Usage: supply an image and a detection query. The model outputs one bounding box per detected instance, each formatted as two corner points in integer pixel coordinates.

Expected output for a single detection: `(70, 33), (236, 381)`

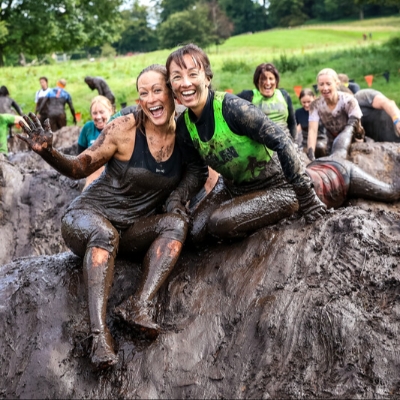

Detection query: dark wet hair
(166, 43), (214, 83)
(253, 63), (280, 89)
(135, 64), (172, 132)
(299, 88), (315, 100)
(0, 85), (9, 96)
(39, 76), (48, 83)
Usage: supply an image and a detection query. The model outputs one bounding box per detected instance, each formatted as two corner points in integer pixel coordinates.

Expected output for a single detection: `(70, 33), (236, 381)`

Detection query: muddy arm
(17, 113), (116, 179)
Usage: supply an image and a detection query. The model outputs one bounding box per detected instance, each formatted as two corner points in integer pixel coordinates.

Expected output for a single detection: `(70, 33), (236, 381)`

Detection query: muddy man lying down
(17, 64), (207, 370)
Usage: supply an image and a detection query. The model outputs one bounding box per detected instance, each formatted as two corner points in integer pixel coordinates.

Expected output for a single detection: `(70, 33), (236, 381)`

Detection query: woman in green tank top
(165, 44), (326, 243)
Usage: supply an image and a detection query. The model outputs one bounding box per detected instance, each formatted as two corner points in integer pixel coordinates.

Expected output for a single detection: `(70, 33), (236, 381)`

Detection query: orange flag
(364, 75), (373, 87)
(294, 85), (302, 98)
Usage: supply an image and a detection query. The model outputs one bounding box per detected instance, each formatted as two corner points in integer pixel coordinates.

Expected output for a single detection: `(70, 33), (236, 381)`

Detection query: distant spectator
(0, 114), (23, 155)
(0, 85), (23, 116)
(78, 96), (114, 190)
(338, 73), (360, 94)
(38, 79), (76, 132)
(355, 89), (400, 142)
(35, 76), (51, 114)
(84, 76), (115, 107)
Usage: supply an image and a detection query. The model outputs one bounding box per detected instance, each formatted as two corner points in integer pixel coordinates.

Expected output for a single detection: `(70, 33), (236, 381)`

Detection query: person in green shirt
(0, 114), (23, 155)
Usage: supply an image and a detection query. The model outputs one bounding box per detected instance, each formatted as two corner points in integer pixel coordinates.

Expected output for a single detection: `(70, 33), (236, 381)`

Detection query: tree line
(0, 0), (399, 66)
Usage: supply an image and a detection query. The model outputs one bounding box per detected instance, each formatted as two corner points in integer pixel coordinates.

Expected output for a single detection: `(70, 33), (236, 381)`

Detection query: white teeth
(182, 90), (195, 96)
(150, 106), (162, 111)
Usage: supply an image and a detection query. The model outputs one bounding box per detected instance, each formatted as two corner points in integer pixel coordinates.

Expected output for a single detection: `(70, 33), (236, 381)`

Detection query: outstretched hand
(17, 113), (53, 154)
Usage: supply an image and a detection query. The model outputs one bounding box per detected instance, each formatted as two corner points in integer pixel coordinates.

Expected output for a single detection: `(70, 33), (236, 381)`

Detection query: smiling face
(317, 73), (338, 104)
(137, 70), (175, 127)
(91, 102), (113, 131)
(258, 71), (276, 98)
(300, 94), (314, 112)
(168, 54), (210, 118)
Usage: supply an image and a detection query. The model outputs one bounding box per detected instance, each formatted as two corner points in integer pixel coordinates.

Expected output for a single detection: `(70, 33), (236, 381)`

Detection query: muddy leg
(208, 185), (299, 239)
(346, 161), (400, 202)
(115, 238), (182, 339)
(84, 247), (118, 369)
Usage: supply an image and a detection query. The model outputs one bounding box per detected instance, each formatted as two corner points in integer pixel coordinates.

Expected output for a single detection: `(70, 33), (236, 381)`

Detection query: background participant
(84, 76), (116, 109)
(166, 44), (326, 244)
(237, 62), (297, 140)
(34, 76), (51, 114)
(17, 64), (207, 370)
(0, 85), (23, 116)
(295, 88), (327, 157)
(78, 95), (114, 189)
(38, 79), (77, 132)
(338, 73), (360, 94)
(307, 68), (363, 160)
(354, 88), (400, 142)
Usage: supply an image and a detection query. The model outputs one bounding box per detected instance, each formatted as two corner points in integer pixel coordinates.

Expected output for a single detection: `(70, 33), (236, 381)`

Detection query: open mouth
(182, 90), (196, 98)
(149, 106), (164, 118)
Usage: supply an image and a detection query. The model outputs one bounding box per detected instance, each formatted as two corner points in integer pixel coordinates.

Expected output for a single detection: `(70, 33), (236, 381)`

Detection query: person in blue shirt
(78, 95), (114, 189)
(37, 79), (77, 132)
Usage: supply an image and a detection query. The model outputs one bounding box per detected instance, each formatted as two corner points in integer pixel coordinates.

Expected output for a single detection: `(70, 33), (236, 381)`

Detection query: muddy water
(0, 134), (399, 398)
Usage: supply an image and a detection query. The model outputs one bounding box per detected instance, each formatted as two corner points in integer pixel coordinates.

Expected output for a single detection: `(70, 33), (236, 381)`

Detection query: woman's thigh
(118, 213), (188, 256)
(61, 209), (119, 258)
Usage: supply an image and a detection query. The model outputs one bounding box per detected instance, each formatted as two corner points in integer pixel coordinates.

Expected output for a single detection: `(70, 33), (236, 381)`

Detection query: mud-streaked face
(300, 94), (314, 112)
(317, 74), (338, 103)
(91, 102), (113, 131)
(258, 71), (276, 98)
(137, 70), (175, 127)
(168, 54), (210, 118)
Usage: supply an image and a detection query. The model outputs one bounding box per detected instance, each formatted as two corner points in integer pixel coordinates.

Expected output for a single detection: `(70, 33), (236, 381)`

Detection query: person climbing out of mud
(305, 123), (400, 209)
(165, 43), (326, 244)
(236, 62), (297, 141)
(307, 68), (364, 160)
(17, 64), (208, 370)
(77, 95), (114, 190)
(353, 88), (400, 143)
(84, 76), (116, 109)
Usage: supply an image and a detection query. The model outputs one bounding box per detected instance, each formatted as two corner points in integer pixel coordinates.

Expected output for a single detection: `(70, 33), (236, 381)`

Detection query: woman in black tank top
(17, 65), (208, 370)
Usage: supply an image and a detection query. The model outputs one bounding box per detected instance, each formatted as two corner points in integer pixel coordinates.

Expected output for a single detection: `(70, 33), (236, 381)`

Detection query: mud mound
(0, 140), (399, 398)
(0, 206), (399, 398)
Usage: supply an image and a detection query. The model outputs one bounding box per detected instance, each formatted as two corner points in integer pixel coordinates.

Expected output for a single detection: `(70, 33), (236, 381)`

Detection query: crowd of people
(6, 43), (400, 370)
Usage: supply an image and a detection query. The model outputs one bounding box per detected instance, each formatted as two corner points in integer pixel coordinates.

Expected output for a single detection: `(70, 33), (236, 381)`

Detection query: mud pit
(0, 131), (399, 399)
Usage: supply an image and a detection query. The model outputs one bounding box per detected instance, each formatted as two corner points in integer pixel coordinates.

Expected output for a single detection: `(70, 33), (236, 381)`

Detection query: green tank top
(252, 88), (288, 126)
(184, 91), (273, 184)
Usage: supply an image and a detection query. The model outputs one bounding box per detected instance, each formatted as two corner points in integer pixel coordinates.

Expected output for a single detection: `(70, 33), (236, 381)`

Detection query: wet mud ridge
(0, 135), (400, 398)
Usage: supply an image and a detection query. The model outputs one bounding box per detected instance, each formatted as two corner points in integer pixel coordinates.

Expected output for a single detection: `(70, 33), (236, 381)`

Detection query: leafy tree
(0, 0), (123, 66)
(115, 1), (159, 53)
(158, 3), (216, 48)
(158, 0), (197, 22)
(268, 0), (308, 27)
(218, 0), (268, 35)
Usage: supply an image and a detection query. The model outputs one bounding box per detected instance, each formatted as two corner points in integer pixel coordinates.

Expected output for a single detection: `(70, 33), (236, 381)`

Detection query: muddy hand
(17, 112), (53, 154)
(297, 190), (327, 223)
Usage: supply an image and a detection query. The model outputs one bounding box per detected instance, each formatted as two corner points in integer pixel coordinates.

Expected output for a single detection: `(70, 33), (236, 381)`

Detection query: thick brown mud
(0, 131), (399, 398)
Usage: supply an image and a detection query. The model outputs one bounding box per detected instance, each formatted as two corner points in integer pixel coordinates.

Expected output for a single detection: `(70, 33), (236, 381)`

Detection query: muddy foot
(114, 297), (160, 340)
(90, 329), (118, 370)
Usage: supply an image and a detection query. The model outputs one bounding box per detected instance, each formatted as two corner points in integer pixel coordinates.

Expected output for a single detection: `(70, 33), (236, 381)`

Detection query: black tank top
(66, 127), (182, 230)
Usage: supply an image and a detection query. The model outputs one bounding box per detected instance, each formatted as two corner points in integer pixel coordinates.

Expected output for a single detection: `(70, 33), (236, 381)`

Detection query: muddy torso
(0, 97), (13, 114)
(66, 128), (182, 230)
(175, 90), (304, 193)
(309, 92), (362, 137)
(305, 160), (350, 209)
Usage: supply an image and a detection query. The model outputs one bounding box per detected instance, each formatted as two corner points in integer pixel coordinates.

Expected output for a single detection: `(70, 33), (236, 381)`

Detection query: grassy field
(2, 16), (400, 125)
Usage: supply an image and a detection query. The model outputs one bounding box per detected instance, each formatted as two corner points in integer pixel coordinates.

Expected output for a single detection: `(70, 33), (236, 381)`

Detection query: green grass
(2, 16), (400, 125)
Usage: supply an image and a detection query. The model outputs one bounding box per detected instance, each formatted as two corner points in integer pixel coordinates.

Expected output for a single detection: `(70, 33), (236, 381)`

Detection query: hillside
(1, 16), (400, 123)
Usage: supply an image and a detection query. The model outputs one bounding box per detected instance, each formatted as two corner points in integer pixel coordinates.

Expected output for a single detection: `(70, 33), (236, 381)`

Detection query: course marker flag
(364, 75), (373, 87)
(294, 85), (302, 98)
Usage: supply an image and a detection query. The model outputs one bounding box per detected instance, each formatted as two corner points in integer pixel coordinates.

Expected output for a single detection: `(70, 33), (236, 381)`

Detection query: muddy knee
(61, 210), (120, 258)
